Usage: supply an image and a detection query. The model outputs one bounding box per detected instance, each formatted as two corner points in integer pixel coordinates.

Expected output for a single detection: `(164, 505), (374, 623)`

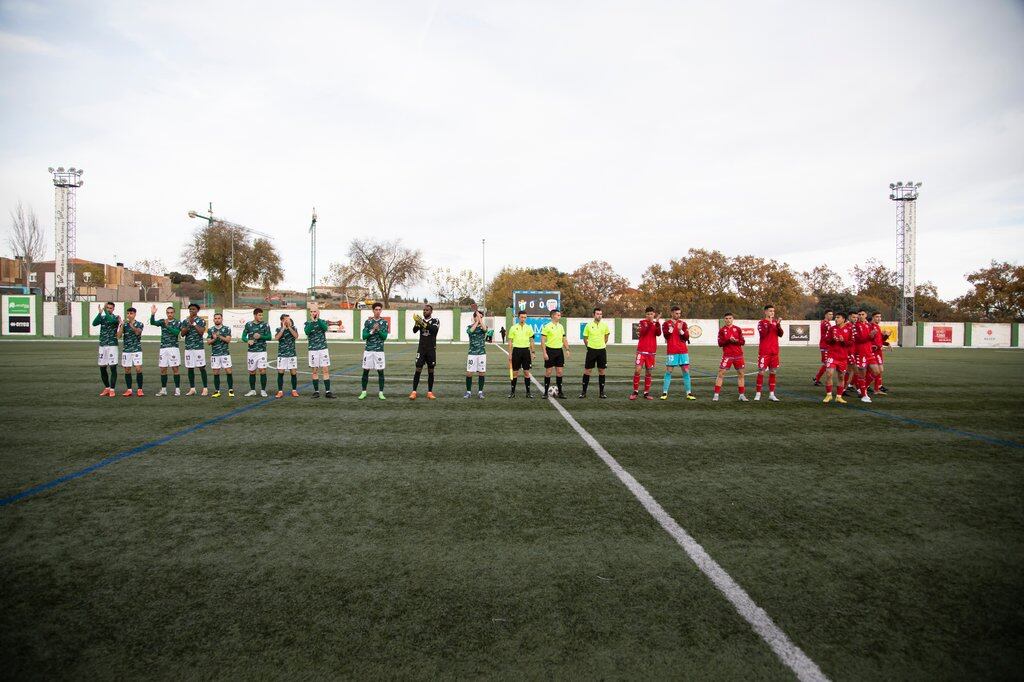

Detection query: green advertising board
(6, 295), (32, 334)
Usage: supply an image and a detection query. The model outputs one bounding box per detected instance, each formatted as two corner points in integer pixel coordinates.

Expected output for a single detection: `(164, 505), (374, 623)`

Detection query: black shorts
(584, 348), (607, 370)
(415, 348), (436, 368)
(544, 348), (565, 368)
(511, 347), (532, 371)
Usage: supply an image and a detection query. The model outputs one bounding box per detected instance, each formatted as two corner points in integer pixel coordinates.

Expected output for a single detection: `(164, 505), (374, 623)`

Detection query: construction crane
(187, 202), (274, 308)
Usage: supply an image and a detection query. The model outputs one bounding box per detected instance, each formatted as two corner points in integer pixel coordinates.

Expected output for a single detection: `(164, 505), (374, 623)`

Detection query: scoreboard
(512, 290), (561, 341)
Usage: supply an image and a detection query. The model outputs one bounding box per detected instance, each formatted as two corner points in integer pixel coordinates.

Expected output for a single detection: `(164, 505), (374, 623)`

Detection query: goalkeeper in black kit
(409, 303), (441, 400)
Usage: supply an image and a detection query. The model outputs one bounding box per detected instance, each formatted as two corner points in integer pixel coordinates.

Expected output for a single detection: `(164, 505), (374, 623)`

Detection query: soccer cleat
(558, 392), (566, 399)
(753, 392), (761, 401)
(100, 388), (110, 397)
(108, 389), (116, 398)
(378, 391), (386, 400)
(643, 393), (653, 401)
(212, 390), (221, 398)
(201, 388), (209, 397)
(136, 389), (144, 397)
(525, 392), (533, 398)
(260, 390), (268, 398)
(507, 392), (515, 399)
(599, 392), (608, 399)
(358, 391), (368, 400)
(156, 388), (167, 397)
(629, 391), (638, 401)
(738, 394), (749, 402)
(660, 393), (668, 400)
(426, 391), (436, 400)
(324, 391), (335, 399)
(578, 392), (587, 399)
(227, 389), (235, 397)
(860, 395), (872, 403)
(813, 379), (822, 386)
(245, 389), (257, 397)
(186, 388), (196, 396)
(823, 394), (833, 403)
(878, 385), (889, 394)
(312, 391), (320, 398)
(686, 393), (696, 401)
(291, 390), (299, 398)
(541, 391), (549, 399)
(712, 394), (719, 402)
(122, 389), (133, 397)
(464, 391), (472, 398)
(768, 394), (780, 402)
(174, 388), (181, 397)
(477, 391), (485, 399)
(836, 395), (847, 404)
(409, 390), (418, 400)
(275, 390), (284, 398)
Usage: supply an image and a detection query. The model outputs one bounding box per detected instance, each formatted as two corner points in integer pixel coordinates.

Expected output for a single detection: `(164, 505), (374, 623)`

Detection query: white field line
(496, 345), (828, 682)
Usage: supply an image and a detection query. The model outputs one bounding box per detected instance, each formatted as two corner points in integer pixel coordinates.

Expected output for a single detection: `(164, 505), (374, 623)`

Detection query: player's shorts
(466, 354), (487, 373)
(184, 349), (207, 368)
(362, 351), (386, 370)
(634, 351), (656, 369)
(758, 353), (780, 370)
(97, 345), (118, 366)
(415, 348), (437, 369)
(871, 352), (884, 367)
(210, 354), (232, 370)
(584, 348), (607, 370)
(853, 353), (868, 370)
(158, 347), (181, 368)
(544, 348), (565, 368)
(825, 353), (848, 373)
(308, 349), (330, 368)
(666, 353), (689, 367)
(277, 356), (297, 370)
(511, 347), (532, 371)
(121, 351), (142, 368)
(719, 355), (745, 370)
(819, 348), (828, 363)
(247, 352), (268, 371)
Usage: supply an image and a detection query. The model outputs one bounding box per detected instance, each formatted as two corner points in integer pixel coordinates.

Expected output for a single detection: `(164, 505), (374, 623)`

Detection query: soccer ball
(547, 385), (559, 397)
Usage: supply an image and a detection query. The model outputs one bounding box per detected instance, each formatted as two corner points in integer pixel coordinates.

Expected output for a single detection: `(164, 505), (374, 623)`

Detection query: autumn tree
(915, 282), (956, 320)
(570, 260), (630, 307)
(181, 221), (284, 305)
(801, 264), (847, 296)
(728, 255), (803, 317)
(347, 237), (424, 306)
(484, 266), (564, 313)
(430, 267), (482, 306)
(953, 261), (1024, 321)
(639, 249), (733, 317)
(7, 201), (45, 286)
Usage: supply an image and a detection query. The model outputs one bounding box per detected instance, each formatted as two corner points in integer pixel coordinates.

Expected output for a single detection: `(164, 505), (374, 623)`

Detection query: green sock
(187, 368), (195, 387)
(478, 375), (485, 391)
(173, 374), (180, 387)
(324, 379), (331, 392)
(313, 379), (319, 391)
(137, 372), (143, 388)
(278, 373), (284, 390)
(226, 373), (233, 389)
(109, 366), (117, 389)
(125, 372), (133, 389)
(249, 374), (256, 389)
(466, 376), (472, 391)
(377, 370), (385, 391)
(200, 367), (208, 387)
(362, 370), (369, 390)
(260, 373), (267, 390)
(291, 373), (297, 390)
(161, 374), (167, 388)
(214, 374), (220, 390)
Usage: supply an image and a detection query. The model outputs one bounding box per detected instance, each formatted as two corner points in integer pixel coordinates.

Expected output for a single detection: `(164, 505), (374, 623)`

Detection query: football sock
(814, 366), (826, 381)
(768, 375), (776, 392)
(250, 374), (257, 390)
(755, 374), (764, 392)
(361, 370), (369, 390)
(323, 379), (330, 391)
(109, 367), (117, 389)
(838, 379), (846, 392)
(277, 373), (284, 390)
(200, 368), (208, 387)
(663, 372), (672, 394)
(136, 372), (143, 388)
(214, 374), (220, 390)
(714, 384), (722, 396)
(556, 376), (562, 393)
(525, 378), (531, 395)
(466, 376), (473, 391)
(478, 375), (485, 391)
(643, 373), (652, 393)
(874, 375), (882, 390)
(683, 370), (691, 394)
(825, 380), (832, 392)
(161, 374), (168, 388)
(544, 377), (550, 393)
(260, 373), (267, 390)
(313, 378), (320, 391)
(427, 371), (434, 392)
(100, 366), (109, 387)
(632, 374), (640, 391)
(377, 370), (385, 391)
(187, 368), (195, 387)
(126, 373), (133, 389)
(581, 375), (590, 393)
(413, 370), (421, 391)
(173, 374), (180, 388)
(291, 373), (297, 390)
(598, 375), (606, 392)
(511, 378), (518, 392)
(226, 373), (233, 389)
(738, 385), (745, 395)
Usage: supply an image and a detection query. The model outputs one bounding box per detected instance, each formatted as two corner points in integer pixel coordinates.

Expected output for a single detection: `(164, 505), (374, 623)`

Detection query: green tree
(953, 261), (1024, 322)
(639, 248), (732, 317)
(181, 222), (284, 305)
(729, 255), (803, 318)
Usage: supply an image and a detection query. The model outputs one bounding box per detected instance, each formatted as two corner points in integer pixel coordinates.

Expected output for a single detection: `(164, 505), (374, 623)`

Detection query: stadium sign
(788, 324), (810, 341)
(932, 326), (953, 343)
(6, 295), (31, 334)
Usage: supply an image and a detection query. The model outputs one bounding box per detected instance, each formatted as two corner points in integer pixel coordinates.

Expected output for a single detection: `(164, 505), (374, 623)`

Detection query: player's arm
(288, 324), (299, 339)
(274, 327), (284, 340)
(242, 325), (250, 342)
(261, 326), (272, 341)
(91, 307), (104, 326)
(428, 318), (439, 335)
(379, 322), (389, 340)
(718, 328), (727, 347)
(361, 324), (370, 341)
(776, 321), (783, 337)
(132, 322), (143, 337)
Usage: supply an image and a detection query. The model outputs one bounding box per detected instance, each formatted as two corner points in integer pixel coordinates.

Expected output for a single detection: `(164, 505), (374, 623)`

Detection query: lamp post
(889, 180), (922, 340)
(481, 238), (486, 312)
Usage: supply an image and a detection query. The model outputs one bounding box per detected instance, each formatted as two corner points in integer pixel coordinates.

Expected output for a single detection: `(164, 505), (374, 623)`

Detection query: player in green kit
(93, 301), (121, 396)
(541, 309), (570, 398)
(359, 302), (389, 400)
(243, 308), (272, 397)
(206, 312), (234, 397)
(181, 303), (209, 396)
(305, 304), (342, 399)
(274, 314), (300, 398)
(150, 304), (182, 396)
(118, 306), (145, 397)
(464, 309), (487, 399)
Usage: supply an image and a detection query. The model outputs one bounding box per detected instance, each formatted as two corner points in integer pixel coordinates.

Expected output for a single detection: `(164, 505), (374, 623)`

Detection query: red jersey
(718, 324), (745, 358)
(635, 318), (661, 354)
(826, 323), (853, 359)
(757, 318), (783, 354)
(818, 319), (833, 350)
(852, 320), (873, 351)
(662, 319), (689, 354)
(869, 322), (889, 350)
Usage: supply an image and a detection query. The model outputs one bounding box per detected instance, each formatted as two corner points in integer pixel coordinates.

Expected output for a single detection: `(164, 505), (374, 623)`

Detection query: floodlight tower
(309, 208), (317, 294)
(48, 166), (84, 315)
(889, 180), (922, 337)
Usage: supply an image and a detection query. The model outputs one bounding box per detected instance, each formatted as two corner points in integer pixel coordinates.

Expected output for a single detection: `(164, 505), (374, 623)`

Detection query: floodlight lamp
(57, 167), (64, 172)
(76, 169), (83, 176)
(889, 194), (895, 199)
(48, 167), (54, 173)
(187, 210), (197, 219)
(889, 183), (895, 189)
(68, 167), (76, 172)
(915, 182), (922, 187)
(227, 268), (238, 279)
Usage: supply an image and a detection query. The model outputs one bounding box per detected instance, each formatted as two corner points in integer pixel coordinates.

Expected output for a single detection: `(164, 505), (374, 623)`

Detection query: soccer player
(507, 310), (536, 398)
(661, 306), (695, 400)
(812, 310), (834, 385)
(409, 303), (440, 400)
(714, 312), (747, 401)
(181, 303), (209, 396)
(630, 306), (661, 401)
(305, 304), (341, 399)
(360, 302), (388, 400)
(206, 312), (234, 397)
(118, 306), (144, 397)
(579, 307), (610, 399)
(868, 312), (890, 394)
(464, 309), (487, 398)
(822, 312), (852, 403)
(150, 304), (182, 396)
(754, 304), (783, 402)
(851, 309), (874, 403)
(243, 308), (272, 397)
(541, 309), (569, 399)
(93, 302), (120, 396)
(274, 313), (300, 398)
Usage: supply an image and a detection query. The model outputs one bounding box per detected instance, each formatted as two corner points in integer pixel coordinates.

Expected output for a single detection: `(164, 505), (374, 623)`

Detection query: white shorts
(184, 349), (207, 368)
(308, 349), (331, 368)
(277, 356), (298, 370)
(362, 351), (386, 370)
(121, 351), (143, 368)
(247, 352), (268, 371)
(158, 347), (181, 368)
(97, 346), (118, 366)
(466, 354), (487, 373)
(210, 354), (233, 370)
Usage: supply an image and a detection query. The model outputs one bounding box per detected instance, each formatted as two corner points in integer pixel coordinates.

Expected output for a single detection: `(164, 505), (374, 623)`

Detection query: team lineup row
(88, 301), (891, 403)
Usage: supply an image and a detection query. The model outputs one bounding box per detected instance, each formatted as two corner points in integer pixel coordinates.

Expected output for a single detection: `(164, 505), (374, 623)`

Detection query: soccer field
(1, 340), (1023, 679)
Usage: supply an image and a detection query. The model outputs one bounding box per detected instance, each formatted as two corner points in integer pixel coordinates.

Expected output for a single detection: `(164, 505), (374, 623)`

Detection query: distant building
(0, 256), (174, 302)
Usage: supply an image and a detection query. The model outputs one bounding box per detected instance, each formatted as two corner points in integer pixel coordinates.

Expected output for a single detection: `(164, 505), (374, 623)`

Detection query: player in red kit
(714, 312), (747, 401)
(661, 305), (696, 400)
(851, 309), (875, 402)
(867, 312), (890, 394)
(822, 312), (852, 403)
(630, 306), (661, 400)
(754, 304), (783, 402)
(812, 310), (834, 385)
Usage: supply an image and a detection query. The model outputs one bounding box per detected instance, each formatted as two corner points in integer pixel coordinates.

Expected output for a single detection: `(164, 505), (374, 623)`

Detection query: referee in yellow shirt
(541, 309), (570, 399)
(580, 306), (611, 399)
(507, 310), (536, 398)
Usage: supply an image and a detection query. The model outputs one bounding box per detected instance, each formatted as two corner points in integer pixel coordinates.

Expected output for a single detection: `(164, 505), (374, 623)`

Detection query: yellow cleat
(836, 395), (847, 404)
(823, 394), (833, 403)
(212, 391), (221, 398)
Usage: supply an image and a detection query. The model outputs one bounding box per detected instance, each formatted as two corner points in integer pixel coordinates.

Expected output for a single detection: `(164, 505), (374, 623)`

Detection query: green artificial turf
(1, 340), (1022, 679)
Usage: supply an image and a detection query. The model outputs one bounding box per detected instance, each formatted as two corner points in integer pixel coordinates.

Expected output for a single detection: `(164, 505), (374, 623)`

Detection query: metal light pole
(889, 180), (922, 345)
(48, 166), (83, 316)
(481, 238), (486, 311)
(309, 208), (317, 297)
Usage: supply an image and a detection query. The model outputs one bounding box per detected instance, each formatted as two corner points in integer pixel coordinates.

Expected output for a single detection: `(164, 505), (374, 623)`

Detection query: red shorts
(824, 354), (847, 372)
(819, 349), (828, 363)
(853, 353), (868, 370)
(635, 352), (656, 369)
(871, 352), (884, 367)
(720, 356), (745, 370)
(758, 353), (780, 370)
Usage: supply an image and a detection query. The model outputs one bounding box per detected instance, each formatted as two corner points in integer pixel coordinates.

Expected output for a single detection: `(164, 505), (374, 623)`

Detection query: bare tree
(347, 238), (425, 306)
(323, 261), (366, 305)
(131, 259), (167, 276)
(8, 201), (46, 286)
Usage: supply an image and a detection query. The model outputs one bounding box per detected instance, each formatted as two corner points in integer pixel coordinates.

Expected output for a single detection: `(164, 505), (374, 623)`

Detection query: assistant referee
(507, 310), (536, 398)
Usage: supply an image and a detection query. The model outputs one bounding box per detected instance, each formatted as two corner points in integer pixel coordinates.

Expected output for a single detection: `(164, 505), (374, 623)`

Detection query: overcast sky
(2, 0), (1022, 300)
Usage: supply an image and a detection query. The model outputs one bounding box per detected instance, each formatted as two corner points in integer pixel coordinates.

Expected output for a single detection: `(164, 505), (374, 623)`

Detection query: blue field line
(688, 368), (1024, 450)
(1, 351), (412, 508)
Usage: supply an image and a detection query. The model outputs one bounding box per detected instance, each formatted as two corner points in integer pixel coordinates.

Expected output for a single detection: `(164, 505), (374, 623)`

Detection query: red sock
(865, 369), (875, 387)
(633, 374), (640, 391)
(714, 385), (721, 395)
(769, 375), (776, 392)
(859, 377), (868, 396)
(825, 381), (832, 393)
(644, 374), (652, 393)
(755, 374), (764, 392)
(738, 385), (746, 395)
(838, 380), (846, 392)
(874, 374), (882, 390)
(814, 365), (826, 381)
